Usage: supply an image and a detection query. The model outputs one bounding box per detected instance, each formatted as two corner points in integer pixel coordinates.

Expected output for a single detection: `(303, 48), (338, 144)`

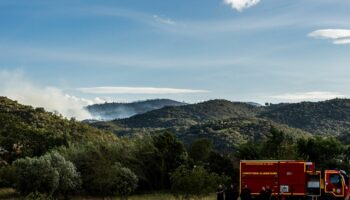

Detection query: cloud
(77, 86), (209, 94)
(269, 91), (345, 102)
(223, 0), (260, 11)
(0, 70), (107, 120)
(308, 29), (350, 45)
(153, 15), (176, 25)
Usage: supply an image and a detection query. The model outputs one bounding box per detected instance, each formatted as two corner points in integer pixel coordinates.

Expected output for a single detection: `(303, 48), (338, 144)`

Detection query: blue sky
(1, 0), (350, 118)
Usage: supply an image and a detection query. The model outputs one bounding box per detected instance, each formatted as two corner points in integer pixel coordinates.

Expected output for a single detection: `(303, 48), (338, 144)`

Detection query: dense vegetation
(114, 100), (261, 128)
(92, 98), (350, 141)
(86, 99), (186, 120)
(2, 96), (350, 199)
(261, 98), (350, 135)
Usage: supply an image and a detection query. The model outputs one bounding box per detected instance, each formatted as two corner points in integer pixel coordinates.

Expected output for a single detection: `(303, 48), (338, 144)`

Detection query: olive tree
(13, 151), (81, 198)
(170, 165), (221, 200)
(14, 156), (59, 196)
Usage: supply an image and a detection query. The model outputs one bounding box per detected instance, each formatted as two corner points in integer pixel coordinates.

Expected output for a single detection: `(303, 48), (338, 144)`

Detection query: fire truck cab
(323, 170), (349, 199)
(240, 160), (350, 200)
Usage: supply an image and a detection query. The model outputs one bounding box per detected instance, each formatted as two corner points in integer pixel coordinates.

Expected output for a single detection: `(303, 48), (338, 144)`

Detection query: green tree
(13, 151), (81, 198)
(152, 131), (187, 189)
(235, 141), (261, 160)
(170, 165), (221, 200)
(297, 136), (344, 166)
(208, 152), (236, 180)
(110, 163), (138, 200)
(48, 151), (81, 199)
(0, 165), (16, 187)
(14, 156), (59, 196)
(261, 127), (297, 159)
(189, 138), (213, 164)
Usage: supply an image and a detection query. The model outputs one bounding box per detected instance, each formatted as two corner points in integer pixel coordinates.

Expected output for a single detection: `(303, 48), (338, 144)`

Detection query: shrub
(14, 156), (59, 196)
(170, 165), (221, 200)
(13, 151), (81, 198)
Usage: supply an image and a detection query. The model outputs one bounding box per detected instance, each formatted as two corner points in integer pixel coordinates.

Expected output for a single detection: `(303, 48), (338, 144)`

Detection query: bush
(14, 156), (59, 195)
(111, 163), (138, 200)
(0, 165), (16, 187)
(48, 151), (81, 198)
(170, 165), (221, 200)
(13, 151), (81, 198)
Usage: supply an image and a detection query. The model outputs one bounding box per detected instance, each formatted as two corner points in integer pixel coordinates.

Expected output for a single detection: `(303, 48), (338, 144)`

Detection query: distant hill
(260, 98), (350, 135)
(176, 117), (311, 152)
(114, 99), (262, 128)
(92, 98), (350, 138)
(0, 96), (116, 163)
(86, 99), (187, 120)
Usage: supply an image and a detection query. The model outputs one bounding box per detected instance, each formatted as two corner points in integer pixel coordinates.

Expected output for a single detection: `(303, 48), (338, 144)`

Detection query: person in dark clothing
(225, 184), (239, 200)
(240, 185), (252, 200)
(259, 186), (267, 200)
(265, 186), (272, 200)
(217, 184), (225, 200)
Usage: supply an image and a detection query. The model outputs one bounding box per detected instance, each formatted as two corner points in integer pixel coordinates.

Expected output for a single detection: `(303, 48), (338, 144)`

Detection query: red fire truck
(240, 160), (350, 200)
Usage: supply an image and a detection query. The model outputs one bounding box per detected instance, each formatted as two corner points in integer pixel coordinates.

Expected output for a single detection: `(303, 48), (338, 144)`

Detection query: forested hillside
(1, 96), (350, 200)
(115, 99), (262, 128)
(86, 99), (187, 120)
(261, 98), (350, 135)
(103, 98), (350, 137)
(0, 97), (116, 163)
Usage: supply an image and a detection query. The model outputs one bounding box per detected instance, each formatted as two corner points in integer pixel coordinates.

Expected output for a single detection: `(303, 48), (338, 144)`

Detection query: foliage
(170, 165), (222, 200)
(13, 155), (59, 195)
(297, 136), (345, 166)
(115, 99), (261, 128)
(235, 140), (262, 160)
(13, 151), (81, 197)
(48, 151), (81, 197)
(208, 151), (237, 180)
(0, 165), (16, 188)
(261, 127), (297, 159)
(260, 98), (350, 136)
(152, 131), (187, 189)
(87, 99), (186, 120)
(110, 162), (138, 199)
(189, 138), (213, 164)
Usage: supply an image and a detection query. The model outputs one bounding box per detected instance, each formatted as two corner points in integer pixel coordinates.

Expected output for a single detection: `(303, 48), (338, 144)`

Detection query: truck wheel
(322, 194), (336, 200)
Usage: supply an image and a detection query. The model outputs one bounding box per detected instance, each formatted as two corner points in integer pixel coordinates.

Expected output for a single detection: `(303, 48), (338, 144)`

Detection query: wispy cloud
(269, 91), (345, 102)
(153, 15), (176, 25)
(308, 29), (350, 45)
(0, 45), (251, 69)
(223, 0), (261, 11)
(77, 87), (209, 94)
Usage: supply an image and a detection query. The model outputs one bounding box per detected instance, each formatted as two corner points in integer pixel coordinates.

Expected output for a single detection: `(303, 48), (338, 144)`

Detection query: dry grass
(72, 193), (215, 200)
(0, 189), (215, 200)
(0, 188), (18, 199)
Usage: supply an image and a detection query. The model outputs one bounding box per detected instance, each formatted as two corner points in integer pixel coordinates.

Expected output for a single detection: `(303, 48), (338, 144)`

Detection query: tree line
(1, 127), (350, 199)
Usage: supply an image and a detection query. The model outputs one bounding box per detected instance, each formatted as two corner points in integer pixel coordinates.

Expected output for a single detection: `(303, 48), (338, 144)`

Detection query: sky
(1, 0), (350, 119)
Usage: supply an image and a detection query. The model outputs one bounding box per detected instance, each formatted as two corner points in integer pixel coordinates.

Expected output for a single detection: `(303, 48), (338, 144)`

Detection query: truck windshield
(330, 174), (342, 187)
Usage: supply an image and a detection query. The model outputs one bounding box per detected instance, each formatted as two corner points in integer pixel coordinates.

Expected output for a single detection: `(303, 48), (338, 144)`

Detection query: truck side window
(330, 174), (342, 187)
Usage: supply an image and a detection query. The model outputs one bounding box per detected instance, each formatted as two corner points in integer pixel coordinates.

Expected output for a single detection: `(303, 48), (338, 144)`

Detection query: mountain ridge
(86, 99), (187, 120)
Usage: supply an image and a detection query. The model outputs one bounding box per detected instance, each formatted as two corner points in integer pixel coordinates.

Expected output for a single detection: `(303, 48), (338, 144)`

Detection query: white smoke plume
(0, 70), (99, 120)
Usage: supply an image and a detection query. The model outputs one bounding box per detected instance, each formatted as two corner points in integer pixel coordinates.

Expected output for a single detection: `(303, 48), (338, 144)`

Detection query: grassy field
(72, 193), (215, 200)
(0, 188), (215, 200)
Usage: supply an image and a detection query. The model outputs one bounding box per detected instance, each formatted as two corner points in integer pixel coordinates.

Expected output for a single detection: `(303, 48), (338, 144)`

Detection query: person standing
(225, 184), (239, 200)
(240, 185), (252, 200)
(259, 186), (267, 200)
(265, 186), (272, 200)
(217, 184), (225, 200)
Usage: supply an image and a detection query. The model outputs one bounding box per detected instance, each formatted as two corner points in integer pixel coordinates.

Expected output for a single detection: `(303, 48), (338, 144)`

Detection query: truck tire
(322, 193), (336, 200)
